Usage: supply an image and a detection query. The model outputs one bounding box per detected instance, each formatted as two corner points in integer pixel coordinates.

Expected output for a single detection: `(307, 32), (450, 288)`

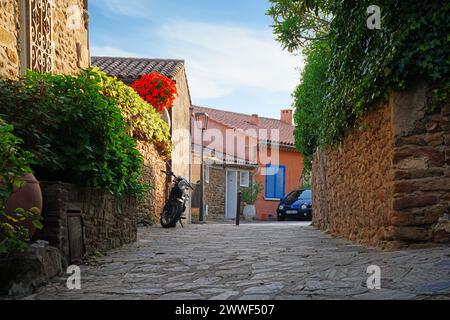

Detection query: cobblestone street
(26, 222), (450, 300)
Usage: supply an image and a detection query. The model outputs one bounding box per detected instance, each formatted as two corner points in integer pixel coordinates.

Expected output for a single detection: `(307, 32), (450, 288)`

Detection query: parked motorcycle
(160, 169), (193, 228)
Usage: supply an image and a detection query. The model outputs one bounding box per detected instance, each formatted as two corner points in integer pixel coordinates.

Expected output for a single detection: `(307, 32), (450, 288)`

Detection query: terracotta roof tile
(193, 105), (295, 147)
(91, 56), (185, 84)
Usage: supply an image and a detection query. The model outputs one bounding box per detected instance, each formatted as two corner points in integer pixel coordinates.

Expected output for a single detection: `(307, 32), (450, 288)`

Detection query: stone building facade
(91, 57), (193, 223)
(204, 165), (226, 220)
(170, 66), (192, 191)
(192, 106), (303, 221)
(312, 81), (450, 249)
(196, 163), (254, 222)
(0, 0), (89, 79)
(136, 141), (167, 225)
(1, 2), (173, 258)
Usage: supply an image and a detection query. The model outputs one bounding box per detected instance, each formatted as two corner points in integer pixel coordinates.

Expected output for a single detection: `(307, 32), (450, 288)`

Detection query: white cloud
(90, 46), (142, 58)
(158, 21), (303, 100)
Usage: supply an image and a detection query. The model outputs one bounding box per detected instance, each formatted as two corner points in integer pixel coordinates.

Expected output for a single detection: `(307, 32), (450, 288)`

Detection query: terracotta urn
(2, 174), (43, 237)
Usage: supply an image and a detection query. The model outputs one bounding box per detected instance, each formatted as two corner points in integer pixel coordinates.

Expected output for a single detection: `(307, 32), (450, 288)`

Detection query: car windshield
(299, 190), (312, 200)
(284, 191), (301, 204)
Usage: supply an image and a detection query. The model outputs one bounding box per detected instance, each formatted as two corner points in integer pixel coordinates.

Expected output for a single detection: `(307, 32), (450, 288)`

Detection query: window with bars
(23, 0), (54, 73)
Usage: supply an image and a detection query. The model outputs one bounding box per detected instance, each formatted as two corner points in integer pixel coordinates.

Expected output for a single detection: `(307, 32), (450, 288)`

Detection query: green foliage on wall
(0, 72), (147, 196)
(269, 0), (450, 167)
(82, 68), (171, 157)
(293, 40), (331, 173)
(323, 0), (450, 146)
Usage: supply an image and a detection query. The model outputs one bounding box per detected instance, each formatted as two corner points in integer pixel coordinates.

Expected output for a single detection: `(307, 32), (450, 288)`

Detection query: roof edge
(91, 56), (185, 64)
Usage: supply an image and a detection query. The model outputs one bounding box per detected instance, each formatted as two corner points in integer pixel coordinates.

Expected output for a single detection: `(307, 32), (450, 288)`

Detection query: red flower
(131, 72), (178, 111)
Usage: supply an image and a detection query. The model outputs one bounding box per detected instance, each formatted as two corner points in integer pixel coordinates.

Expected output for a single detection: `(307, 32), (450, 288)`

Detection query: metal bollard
(236, 191), (241, 226)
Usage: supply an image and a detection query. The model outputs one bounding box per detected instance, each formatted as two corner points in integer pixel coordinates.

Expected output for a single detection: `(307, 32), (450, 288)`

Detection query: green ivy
(274, 1), (449, 166)
(0, 71), (146, 196)
(322, 0), (449, 146)
(293, 40), (331, 173)
(82, 68), (171, 157)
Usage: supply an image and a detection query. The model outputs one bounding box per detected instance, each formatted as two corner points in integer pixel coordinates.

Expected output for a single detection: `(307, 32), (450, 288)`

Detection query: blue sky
(89, 0), (304, 119)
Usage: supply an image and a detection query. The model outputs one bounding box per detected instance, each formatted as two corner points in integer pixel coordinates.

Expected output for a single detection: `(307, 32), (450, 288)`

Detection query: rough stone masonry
(312, 80), (450, 249)
(0, 0), (89, 80)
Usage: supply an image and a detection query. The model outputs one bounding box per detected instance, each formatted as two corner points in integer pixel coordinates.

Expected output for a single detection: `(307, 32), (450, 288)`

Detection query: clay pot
(3, 174), (43, 237)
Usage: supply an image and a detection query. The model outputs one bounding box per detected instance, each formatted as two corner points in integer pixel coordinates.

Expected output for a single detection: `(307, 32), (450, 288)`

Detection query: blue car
(277, 189), (312, 221)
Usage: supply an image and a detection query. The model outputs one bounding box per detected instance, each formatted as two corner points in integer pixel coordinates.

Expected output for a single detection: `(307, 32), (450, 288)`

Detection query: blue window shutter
(265, 164), (276, 198)
(275, 166), (286, 199)
(265, 165), (285, 199)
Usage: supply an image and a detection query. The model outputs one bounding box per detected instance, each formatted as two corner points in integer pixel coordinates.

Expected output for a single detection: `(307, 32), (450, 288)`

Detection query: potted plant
(0, 119), (43, 255)
(131, 72), (178, 130)
(240, 182), (263, 220)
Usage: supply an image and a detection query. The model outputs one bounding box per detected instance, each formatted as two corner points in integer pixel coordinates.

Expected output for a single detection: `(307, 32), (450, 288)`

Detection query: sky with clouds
(89, 0), (304, 119)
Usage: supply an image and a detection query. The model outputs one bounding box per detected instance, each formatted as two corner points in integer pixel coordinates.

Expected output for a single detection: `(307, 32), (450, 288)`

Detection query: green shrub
(0, 118), (42, 255)
(81, 68), (171, 157)
(0, 118), (33, 208)
(270, 1), (450, 157)
(293, 40), (331, 172)
(323, 0), (450, 146)
(0, 71), (146, 196)
(240, 182), (263, 205)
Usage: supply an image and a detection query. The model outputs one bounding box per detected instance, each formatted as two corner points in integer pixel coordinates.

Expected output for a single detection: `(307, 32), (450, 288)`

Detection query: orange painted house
(192, 106), (303, 221)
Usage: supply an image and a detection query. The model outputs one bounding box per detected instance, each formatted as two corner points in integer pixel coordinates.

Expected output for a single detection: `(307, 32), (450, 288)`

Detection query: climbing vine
(0, 72), (147, 196)
(83, 68), (171, 157)
(322, 0), (450, 146)
(269, 0), (450, 166)
(293, 40), (331, 173)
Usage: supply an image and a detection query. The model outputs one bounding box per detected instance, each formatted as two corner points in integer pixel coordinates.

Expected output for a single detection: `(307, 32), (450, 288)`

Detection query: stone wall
(136, 141), (167, 225)
(205, 165), (226, 220)
(0, 243), (63, 297)
(35, 140), (168, 260)
(312, 81), (450, 249)
(0, 0), (89, 80)
(0, 0), (20, 79)
(171, 67), (192, 221)
(53, 0), (90, 74)
(312, 102), (395, 248)
(36, 182), (138, 262)
(390, 82), (450, 245)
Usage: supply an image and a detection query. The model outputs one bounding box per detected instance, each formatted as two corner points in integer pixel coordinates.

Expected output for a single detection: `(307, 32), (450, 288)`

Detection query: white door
(226, 170), (238, 219)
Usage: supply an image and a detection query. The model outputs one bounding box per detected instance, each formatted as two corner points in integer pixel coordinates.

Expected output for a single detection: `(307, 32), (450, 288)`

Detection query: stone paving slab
(23, 222), (450, 300)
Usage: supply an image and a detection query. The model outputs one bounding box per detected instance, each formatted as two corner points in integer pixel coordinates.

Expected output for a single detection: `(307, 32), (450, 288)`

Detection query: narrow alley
(26, 223), (450, 300)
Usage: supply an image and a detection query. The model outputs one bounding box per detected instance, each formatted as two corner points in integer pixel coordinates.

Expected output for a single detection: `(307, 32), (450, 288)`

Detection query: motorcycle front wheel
(160, 201), (183, 228)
